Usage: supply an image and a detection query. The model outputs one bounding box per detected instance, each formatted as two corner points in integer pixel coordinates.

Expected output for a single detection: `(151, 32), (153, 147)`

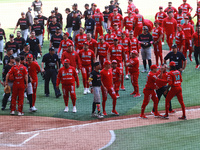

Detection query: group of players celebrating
(0, 0), (199, 119)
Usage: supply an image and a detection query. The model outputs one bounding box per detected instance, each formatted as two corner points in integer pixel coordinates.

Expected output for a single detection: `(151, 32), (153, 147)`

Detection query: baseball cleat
(91, 112), (98, 117)
(154, 113), (161, 118)
(103, 111), (107, 116)
(133, 93), (141, 98)
(87, 88), (91, 94)
(83, 88), (87, 95)
(111, 110), (119, 116)
(151, 111), (154, 115)
(73, 106), (77, 113)
(64, 106), (69, 112)
(162, 42), (165, 45)
(130, 91), (136, 95)
(32, 106), (37, 112)
(139, 114), (148, 119)
(10, 111), (15, 115)
(169, 110), (176, 114)
(120, 86), (126, 91)
(161, 114), (169, 119)
(178, 116), (187, 120)
(195, 65), (199, 69)
(141, 69), (147, 73)
(116, 93), (120, 98)
(18, 112), (24, 116)
(125, 75), (129, 80)
(97, 113), (104, 119)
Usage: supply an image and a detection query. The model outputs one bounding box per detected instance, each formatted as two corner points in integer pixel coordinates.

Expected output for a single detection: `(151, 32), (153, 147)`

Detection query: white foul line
(99, 130), (116, 150)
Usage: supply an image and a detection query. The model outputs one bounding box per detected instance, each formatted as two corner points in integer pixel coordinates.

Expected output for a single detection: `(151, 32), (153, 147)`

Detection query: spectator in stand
(31, 0), (43, 16)
(192, 26), (200, 69)
(26, 7), (33, 26)
(179, 0), (193, 14)
(14, 12), (31, 41)
(64, 8), (73, 38)
(83, 4), (90, 20)
(5, 34), (19, 58)
(103, 6), (110, 32)
(14, 31), (25, 52)
(0, 23), (6, 64)
(164, 2), (177, 14)
(72, 11), (81, 42)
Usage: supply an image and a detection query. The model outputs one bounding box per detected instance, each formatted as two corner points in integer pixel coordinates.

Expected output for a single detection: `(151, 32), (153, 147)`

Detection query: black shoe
(45, 94), (49, 97)
(56, 93), (61, 98)
(1, 107), (5, 111)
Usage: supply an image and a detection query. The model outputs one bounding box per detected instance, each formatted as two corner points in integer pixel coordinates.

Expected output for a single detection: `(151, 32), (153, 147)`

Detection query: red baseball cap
(27, 54), (33, 58)
(113, 37), (118, 40)
(113, 23), (118, 26)
(99, 36), (104, 39)
(96, 8), (100, 12)
(107, 27), (113, 30)
(159, 6), (163, 9)
(67, 42), (73, 47)
(128, 10), (132, 14)
(112, 60), (117, 64)
(186, 12), (191, 17)
(131, 50), (138, 55)
(154, 20), (159, 24)
(122, 31), (127, 34)
(178, 6), (182, 10)
(184, 16), (189, 19)
(169, 61), (176, 66)
(135, 8), (139, 13)
(150, 65), (157, 70)
(113, 8), (118, 11)
(64, 59), (70, 64)
(177, 24), (182, 28)
(183, 0), (186, 2)
(104, 60), (111, 65)
(83, 41), (89, 45)
(64, 32), (69, 37)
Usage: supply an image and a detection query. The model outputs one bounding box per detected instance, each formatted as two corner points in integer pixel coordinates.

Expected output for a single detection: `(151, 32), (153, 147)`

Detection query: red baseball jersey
(118, 37), (130, 53)
(189, 20), (194, 26)
(112, 67), (122, 82)
(175, 31), (185, 46)
(92, 13), (104, 27)
(88, 39), (97, 52)
(58, 39), (73, 53)
(123, 16), (135, 31)
(108, 13), (123, 28)
(180, 3), (192, 14)
(100, 68), (113, 89)
(192, 32), (200, 47)
(104, 33), (117, 45)
(75, 34), (87, 50)
(182, 23), (194, 39)
(112, 28), (122, 38)
(155, 12), (168, 25)
(129, 37), (140, 53)
(144, 71), (158, 90)
(152, 27), (163, 41)
(167, 70), (182, 87)
(143, 19), (153, 32)
(155, 70), (168, 88)
(127, 3), (136, 14)
(174, 13), (184, 24)
(108, 44), (125, 61)
(78, 49), (95, 66)
(27, 61), (41, 82)
(8, 64), (28, 86)
(194, 7), (200, 23)
(97, 42), (110, 57)
(163, 17), (177, 34)
(56, 66), (79, 86)
(127, 57), (139, 73)
(134, 14), (144, 27)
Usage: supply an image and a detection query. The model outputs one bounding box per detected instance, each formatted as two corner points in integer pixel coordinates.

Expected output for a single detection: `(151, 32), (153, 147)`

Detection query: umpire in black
(41, 47), (61, 98)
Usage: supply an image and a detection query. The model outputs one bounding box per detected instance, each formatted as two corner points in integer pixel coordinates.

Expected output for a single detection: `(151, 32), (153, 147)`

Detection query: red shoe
(195, 65), (199, 69)
(161, 114), (169, 119)
(103, 111), (107, 116)
(169, 110), (176, 114)
(178, 116), (187, 120)
(116, 93), (120, 98)
(154, 112), (161, 118)
(130, 91), (136, 95)
(120, 86), (126, 91)
(139, 114), (148, 119)
(111, 110), (119, 116)
(189, 56), (193, 62)
(133, 93), (141, 98)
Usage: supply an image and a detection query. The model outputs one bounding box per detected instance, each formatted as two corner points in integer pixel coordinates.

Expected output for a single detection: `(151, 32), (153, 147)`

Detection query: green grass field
(105, 119), (200, 150)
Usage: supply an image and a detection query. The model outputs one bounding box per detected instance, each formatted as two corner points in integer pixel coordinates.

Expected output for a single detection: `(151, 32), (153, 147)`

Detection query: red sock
(102, 101), (106, 112)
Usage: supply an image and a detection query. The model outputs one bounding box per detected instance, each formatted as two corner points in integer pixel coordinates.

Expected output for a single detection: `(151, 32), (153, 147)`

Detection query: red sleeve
(56, 69), (62, 86)
(58, 41), (62, 53)
(174, 14), (177, 20)
(91, 51), (95, 59)
(167, 73), (173, 86)
(76, 52), (82, 69)
(61, 52), (65, 65)
(108, 45), (112, 53)
(73, 68), (79, 86)
(36, 63), (41, 73)
(8, 66), (14, 74)
(164, 12), (168, 18)
(182, 33), (185, 45)
(191, 25), (195, 35)
(174, 20), (177, 31)
(164, 8), (167, 13)
(155, 13), (158, 20)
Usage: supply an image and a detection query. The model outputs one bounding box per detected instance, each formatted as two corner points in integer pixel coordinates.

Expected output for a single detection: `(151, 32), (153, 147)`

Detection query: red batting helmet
(135, 8), (139, 13)
(150, 65), (157, 70)
(104, 60), (111, 65)
(169, 61), (176, 66)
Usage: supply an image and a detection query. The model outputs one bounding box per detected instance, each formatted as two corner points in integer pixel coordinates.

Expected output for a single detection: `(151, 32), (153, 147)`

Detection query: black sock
(148, 59), (152, 70)
(28, 94), (33, 108)
(143, 60), (147, 70)
(0, 52), (2, 61)
(92, 102), (96, 113)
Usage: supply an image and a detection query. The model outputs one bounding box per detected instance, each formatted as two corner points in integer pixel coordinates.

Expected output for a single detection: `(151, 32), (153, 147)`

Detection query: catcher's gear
(4, 85), (11, 94)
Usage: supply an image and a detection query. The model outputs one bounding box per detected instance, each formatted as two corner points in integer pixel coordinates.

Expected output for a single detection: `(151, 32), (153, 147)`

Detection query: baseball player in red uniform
(129, 30), (140, 54)
(112, 24), (122, 38)
(75, 27), (87, 53)
(26, 54), (41, 112)
(175, 24), (186, 56)
(104, 27), (117, 45)
(108, 8), (123, 30)
(111, 60), (122, 98)
(61, 42), (81, 73)
(126, 50), (140, 97)
(192, 26), (200, 69)
(79, 41), (95, 95)
(56, 59), (79, 113)
(123, 11), (135, 32)
(163, 11), (177, 51)
(6, 57), (28, 116)
(152, 20), (163, 66)
(193, 1), (200, 26)
(100, 60), (118, 116)
(119, 31), (130, 79)
(97, 36), (110, 69)
(140, 65), (167, 119)
(179, 0), (193, 14)
(174, 7), (184, 25)
(164, 2), (178, 14)
(182, 16), (194, 61)
(86, 33), (98, 56)
(92, 8), (104, 40)
(161, 61), (186, 120)
(133, 8), (144, 38)
(127, 0), (136, 15)
(108, 37), (126, 90)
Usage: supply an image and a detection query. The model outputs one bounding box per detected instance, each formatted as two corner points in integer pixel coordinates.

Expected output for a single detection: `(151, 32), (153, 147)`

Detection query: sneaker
(169, 110), (176, 114)
(161, 114), (169, 119)
(133, 93), (141, 98)
(116, 93), (120, 98)
(0, 60), (2, 65)
(130, 91), (136, 95)
(24, 92), (27, 98)
(18, 112), (24, 116)
(73, 106), (77, 113)
(91, 112), (98, 117)
(83, 88), (87, 95)
(103, 111), (107, 116)
(32, 106), (37, 112)
(29, 108), (33, 112)
(45, 94), (49, 97)
(162, 42), (164, 45)
(178, 116), (187, 120)
(1, 107), (5, 111)
(111, 110), (119, 116)
(139, 114), (147, 119)
(97, 113), (104, 119)
(37, 53), (41, 58)
(8, 96), (11, 102)
(189, 56), (193, 62)
(87, 88), (91, 94)
(56, 93), (62, 98)
(64, 106), (69, 112)
(141, 69), (147, 73)
(10, 111), (15, 115)
(151, 111), (154, 115)
(120, 86), (126, 91)
(154, 112), (161, 118)
(125, 75), (129, 80)
(195, 65), (199, 69)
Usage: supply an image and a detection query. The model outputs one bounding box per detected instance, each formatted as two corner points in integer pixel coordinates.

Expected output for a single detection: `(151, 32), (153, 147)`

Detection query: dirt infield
(0, 106), (200, 150)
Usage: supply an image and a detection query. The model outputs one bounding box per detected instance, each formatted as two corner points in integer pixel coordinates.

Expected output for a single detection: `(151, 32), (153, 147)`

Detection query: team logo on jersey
(88, 52), (91, 55)
(69, 69), (72, 72)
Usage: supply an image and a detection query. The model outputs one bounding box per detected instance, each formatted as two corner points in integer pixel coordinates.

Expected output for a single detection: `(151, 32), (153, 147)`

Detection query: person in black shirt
(89, 3), (97, 15)
(47, 10), (58, 26)
(50, 27), (63, 54)
(64, 8), (73, 38)
(85, 12), (96, 37)
(115, 3), (122, 15)
(72, 3), (82, 18)
(109, 0), (115, 13)
(26, 30), (42, 59)
(3, 48), (13, 67)
(37, 11), (47, 26)
(14, 31), (25, 52)
(164, 44), (187, 72)
(48, 16), (61, 40)
(5, 34), (19, 57)
(103, 6), (110, 32)
(31, 0), (43, 16)
(83, 4), (90, 20)
(14, 12), (31, 41)
(0, 24), (6, 64)
(19, 43), (33, 57)
(32, 17), (44, 46)
(41, 47), (61, 98)
(88, 62), (103, 119)
(55, 7), (63, 27)
(138, 26), (154, 72)
(72, 11), (81, 42)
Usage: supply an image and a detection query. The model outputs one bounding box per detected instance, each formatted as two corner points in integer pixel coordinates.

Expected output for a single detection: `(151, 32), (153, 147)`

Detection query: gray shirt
(26, 11), (33, 25)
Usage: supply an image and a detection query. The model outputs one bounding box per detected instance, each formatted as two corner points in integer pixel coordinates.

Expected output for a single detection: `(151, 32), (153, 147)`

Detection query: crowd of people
(0, 0), (199, 119)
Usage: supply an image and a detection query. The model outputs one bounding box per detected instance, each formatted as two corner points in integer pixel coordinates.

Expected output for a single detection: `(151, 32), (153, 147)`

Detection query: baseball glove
(4, 85), (11, 94)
